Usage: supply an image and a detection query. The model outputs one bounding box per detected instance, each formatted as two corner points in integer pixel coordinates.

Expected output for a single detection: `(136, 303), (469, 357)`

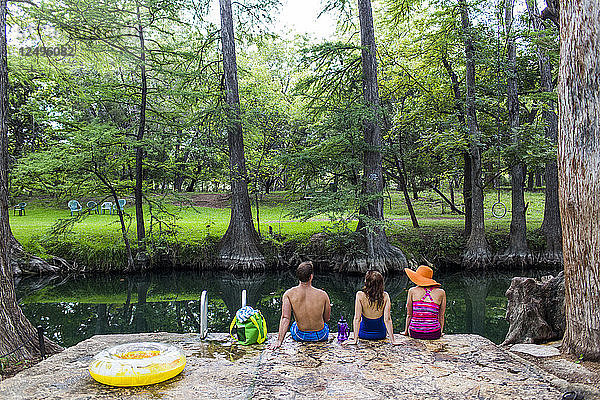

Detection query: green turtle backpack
(229, 306), (267, 345)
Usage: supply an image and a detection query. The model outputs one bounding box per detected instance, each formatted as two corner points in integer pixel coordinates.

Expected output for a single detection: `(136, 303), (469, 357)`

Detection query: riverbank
(10, 190), (557, 274)
(12, 223), (554, 274)
(1, 332), (597, 399)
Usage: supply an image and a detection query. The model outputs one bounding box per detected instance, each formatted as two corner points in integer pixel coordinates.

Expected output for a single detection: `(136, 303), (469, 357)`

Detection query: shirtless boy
(269, 261), (331, 349)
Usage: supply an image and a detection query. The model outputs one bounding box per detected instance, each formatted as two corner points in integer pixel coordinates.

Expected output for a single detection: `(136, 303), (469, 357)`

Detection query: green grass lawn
(9, 189), (547, 263)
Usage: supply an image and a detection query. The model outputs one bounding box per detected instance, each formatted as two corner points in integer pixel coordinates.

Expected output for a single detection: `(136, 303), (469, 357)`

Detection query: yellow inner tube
(89, 342), (186, 387)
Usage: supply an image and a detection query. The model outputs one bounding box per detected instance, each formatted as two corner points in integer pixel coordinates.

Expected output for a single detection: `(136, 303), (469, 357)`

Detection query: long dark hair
(362, 270), (384, 310)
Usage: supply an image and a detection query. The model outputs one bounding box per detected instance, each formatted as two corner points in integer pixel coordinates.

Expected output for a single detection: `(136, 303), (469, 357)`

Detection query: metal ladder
(199, 289), (248, 339)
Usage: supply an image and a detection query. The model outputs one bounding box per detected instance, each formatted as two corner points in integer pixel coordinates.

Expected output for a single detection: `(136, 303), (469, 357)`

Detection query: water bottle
(337, 316), (349, 342)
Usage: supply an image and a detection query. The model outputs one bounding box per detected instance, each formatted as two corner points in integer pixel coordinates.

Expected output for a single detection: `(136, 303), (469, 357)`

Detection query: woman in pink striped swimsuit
(402, 265), (446, 340)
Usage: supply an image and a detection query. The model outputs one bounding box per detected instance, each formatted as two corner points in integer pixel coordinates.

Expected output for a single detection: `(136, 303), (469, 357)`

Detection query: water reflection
(16, 270), (557, 347)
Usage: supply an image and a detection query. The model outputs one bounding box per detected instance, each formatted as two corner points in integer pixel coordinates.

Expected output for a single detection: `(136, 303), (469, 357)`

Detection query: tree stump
(503, 272), (565, 345)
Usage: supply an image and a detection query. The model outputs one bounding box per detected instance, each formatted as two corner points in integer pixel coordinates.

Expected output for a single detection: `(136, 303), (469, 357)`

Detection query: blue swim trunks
(290, 321), (329, 342)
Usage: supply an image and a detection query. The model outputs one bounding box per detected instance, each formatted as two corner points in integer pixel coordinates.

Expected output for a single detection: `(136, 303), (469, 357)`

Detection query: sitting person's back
(270, 261), (331, 349)
(286, 282), (329, 332)
(345, 270), (398, 345)
(402, 265), (446, 340)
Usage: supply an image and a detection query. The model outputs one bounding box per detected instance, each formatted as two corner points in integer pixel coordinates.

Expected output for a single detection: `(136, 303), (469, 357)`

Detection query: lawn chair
(113, 199), (126, 215)
(100, 201), (113, 215)
(68, 200), (83, 216)
(13, 202), (27, 216)
(86, 201), (99, 214)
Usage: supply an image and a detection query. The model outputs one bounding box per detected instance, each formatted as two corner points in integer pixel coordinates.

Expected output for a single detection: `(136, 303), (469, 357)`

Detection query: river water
(15, 269), (559, 347)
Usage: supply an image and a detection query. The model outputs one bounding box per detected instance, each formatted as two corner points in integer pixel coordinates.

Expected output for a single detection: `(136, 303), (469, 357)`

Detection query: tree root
(462, 247), (492, 269)
(494, 251), (537, 269)
(537, 250), (563, 267)
(218, 235), (266, 271)
(338, 244), (407, 274)
(219, 254), (267, 271)
(11, 252), (71, 276)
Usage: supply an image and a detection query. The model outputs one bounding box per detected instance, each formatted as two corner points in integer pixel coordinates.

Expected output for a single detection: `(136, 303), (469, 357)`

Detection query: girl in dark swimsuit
(344, 271), (399, 345)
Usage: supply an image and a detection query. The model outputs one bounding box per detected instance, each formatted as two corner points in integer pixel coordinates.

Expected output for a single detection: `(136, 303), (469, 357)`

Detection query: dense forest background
(4, 0), (561, 272)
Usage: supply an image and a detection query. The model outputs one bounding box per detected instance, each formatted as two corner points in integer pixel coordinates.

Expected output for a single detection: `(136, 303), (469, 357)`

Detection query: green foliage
(321, 223), (365, 257)
(12, 121), (130, 200)
(40, 234), (128, 271)
(391, 226), (465, 263)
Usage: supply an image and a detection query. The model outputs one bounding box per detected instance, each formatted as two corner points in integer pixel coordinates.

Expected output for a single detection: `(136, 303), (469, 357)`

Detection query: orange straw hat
(404, 265), (439, 287)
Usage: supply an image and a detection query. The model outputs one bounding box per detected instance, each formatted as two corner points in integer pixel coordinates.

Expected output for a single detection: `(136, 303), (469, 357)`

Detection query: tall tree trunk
(460, 0), (491, 267)
(186, 177), (197, 192)
(557, 0), (600, 360)
(350, 0), (407, 274)
(527, 170), (535, 191)
(394, 101), (419, 228)
(526, 0), (562, 264)
(218, 0), (264, 270)
(0, 0), (61, 360)
(394, 156), (419, 228)
(440, 55), (472, 235)
(463, 152), (473, 236)
(174, 175), (184, 192)
(255, 191), (261, 238)
(505, 0), (530, 264)
(134, 1), (147, 265)
(186, 161), (202, 192)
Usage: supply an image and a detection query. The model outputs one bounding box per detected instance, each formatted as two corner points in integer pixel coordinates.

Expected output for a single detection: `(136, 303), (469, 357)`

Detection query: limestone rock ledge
(0, 333), (585, 399)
